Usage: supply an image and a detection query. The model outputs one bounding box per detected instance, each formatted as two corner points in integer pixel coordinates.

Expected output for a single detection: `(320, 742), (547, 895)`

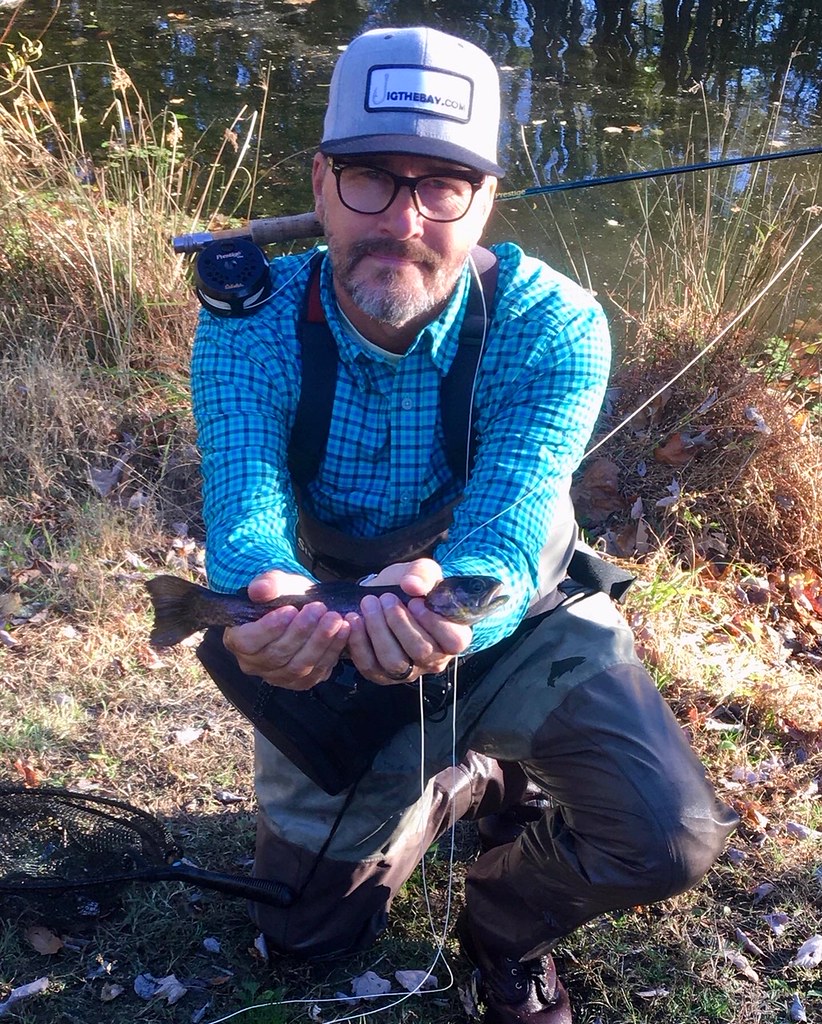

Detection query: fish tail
(145, 575), (208, 647)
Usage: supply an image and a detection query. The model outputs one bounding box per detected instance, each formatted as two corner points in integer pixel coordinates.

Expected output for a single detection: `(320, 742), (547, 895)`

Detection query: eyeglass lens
(334, 164), (478, 222)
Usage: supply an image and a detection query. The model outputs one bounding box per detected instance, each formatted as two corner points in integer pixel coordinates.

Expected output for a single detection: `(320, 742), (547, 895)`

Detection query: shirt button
(400, 492), (411, 504)
(400, 396), (413, 411)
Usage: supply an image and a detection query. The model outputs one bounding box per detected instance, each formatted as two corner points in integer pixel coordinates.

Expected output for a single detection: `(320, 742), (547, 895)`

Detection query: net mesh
(0, 784), (180, 921)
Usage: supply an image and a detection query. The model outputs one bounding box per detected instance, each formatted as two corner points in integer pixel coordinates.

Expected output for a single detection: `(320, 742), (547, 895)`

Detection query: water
(5, 0), (822, 322)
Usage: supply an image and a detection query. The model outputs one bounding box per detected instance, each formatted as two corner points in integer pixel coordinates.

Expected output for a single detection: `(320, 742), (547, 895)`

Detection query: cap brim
(321, 134), (504, 178)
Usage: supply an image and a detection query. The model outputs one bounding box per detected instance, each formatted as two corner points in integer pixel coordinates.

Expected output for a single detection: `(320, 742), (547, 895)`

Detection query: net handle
(0, 860), (294, 907)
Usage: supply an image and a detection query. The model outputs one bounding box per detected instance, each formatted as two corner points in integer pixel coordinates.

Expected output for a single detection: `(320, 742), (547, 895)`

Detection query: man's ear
(478, 176), (498, 225)
(311, 152), (327, 220)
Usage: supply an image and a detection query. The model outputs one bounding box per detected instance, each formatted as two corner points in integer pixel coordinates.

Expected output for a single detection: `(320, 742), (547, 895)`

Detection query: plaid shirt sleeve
(435, 243), (611, 650)
(190, 251), (318, 592)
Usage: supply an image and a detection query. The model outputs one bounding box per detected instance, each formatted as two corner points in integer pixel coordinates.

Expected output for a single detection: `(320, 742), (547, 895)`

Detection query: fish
(145, 574), (509, 647)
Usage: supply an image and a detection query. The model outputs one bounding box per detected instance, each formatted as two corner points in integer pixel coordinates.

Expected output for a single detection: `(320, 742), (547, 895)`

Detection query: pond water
(5, 0), (822, 326)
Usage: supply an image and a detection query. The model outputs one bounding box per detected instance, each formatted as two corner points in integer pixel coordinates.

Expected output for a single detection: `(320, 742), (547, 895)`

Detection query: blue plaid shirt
(191, 242), (611, 650)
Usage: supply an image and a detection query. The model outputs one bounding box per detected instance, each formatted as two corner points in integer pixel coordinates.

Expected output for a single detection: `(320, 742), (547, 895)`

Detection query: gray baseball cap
(321, 27), (504, 177)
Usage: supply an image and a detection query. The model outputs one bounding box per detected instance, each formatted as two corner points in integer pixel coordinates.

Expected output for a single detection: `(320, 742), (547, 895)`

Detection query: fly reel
(193, 237), (272, 317)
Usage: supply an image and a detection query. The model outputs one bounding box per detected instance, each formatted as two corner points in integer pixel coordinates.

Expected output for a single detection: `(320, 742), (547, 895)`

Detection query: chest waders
(197, 249), (633, 794)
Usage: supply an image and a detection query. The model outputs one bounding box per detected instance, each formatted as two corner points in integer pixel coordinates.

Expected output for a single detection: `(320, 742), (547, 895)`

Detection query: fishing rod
(171, 144), (822, 254)
(496, 143), (822, 202)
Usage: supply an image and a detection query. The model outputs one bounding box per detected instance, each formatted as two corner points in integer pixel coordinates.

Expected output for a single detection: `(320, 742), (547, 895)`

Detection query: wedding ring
(386, 660), (415, 681)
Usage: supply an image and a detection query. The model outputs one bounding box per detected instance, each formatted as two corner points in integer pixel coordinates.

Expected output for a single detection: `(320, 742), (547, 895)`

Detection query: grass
(0, 43), (821, 1024)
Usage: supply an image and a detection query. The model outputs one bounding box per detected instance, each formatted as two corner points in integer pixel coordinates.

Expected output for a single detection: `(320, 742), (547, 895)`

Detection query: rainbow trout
(146, 574), (508, 647)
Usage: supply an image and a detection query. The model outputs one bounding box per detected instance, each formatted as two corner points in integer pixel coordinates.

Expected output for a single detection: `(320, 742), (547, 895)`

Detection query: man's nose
(379, 185), (425, 237)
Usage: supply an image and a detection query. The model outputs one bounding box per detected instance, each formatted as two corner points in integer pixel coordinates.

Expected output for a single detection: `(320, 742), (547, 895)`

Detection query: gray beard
(328, 235), (457, 329)
(346, 269), (441, 328)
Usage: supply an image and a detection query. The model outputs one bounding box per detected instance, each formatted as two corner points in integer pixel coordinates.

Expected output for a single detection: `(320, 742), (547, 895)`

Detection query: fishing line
(583, 214), (822, 460)
(464, 248), (491, 486)
(202, 676), (462, 1024)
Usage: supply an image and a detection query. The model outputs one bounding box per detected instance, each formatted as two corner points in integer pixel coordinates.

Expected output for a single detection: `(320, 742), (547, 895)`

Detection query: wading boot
(457, 910), (573, 1024)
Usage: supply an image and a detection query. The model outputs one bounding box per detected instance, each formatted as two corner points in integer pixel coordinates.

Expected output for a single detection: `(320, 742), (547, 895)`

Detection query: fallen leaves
(100, 982), (124, 1002)
(652, 433), (691, 466)
(395, 969), (438, 992)
(12, 759), (40, 787)
(23, 926), (63, 955)
(788, 572), (822, 634)
(0, 977), (49, 1017)
(653, 428), (714, 466)
(0, 628), (19, 649)
(351, 971), (391, 997)
(763, 911), (789, 936)
(172, 726), (205, 747)
(134, 972), (187, 1004)
(734, 928), (766, 959)
(721, 946), (760, 982)
(654, 478), (681, 508)
(790, 993), (808, 1021)
(571, 458), (623, 524)
(791, 934), (822, 968)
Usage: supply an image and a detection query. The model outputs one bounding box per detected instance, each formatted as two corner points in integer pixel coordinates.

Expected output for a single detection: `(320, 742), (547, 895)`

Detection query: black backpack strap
(288, 246), (498, 490)
(440, 245), (498, 484)
(287, 252), (337, 489)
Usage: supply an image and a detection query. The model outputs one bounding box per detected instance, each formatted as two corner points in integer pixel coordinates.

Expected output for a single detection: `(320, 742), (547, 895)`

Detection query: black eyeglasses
(327, 158), (484, 223)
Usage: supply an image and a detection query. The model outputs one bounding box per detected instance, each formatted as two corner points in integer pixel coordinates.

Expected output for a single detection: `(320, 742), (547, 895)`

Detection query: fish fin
(145, 575), (206, 647)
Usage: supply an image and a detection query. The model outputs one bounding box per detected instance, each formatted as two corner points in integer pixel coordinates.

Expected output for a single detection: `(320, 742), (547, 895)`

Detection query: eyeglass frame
(325, 157), (486, 223)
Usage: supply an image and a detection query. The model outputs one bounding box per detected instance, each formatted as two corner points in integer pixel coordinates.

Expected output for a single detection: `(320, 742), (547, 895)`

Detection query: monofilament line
(203, 676), (461, 1024)
(584, 215), (822, 460)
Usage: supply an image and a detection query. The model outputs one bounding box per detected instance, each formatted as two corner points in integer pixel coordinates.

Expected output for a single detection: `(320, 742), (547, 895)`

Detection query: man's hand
(346, 558), (472, 684)
(222, 570), (350, 691)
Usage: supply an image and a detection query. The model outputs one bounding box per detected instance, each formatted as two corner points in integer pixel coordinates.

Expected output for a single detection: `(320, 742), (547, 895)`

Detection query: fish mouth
(482, 582), (509, 612)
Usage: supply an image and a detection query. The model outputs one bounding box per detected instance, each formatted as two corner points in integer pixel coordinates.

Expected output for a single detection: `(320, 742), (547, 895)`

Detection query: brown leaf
(735, 798), (770, 830)
(643, 387), (672, 428)
(0, 593), (22, 618)
(571, 459), (623, 524)
(24, 925), (64, 955)
(13, 759), (40, 787)
(721, 947), (760, 982)
(653, 432), (695, 467)
(138, 646), (166, 671)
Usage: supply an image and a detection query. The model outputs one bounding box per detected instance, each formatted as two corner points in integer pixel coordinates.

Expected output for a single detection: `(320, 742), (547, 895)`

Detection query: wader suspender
(287, 247), (499, 491)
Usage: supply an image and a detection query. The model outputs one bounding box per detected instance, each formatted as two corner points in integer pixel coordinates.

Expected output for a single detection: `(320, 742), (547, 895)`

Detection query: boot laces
(495, 954), (555, 1005)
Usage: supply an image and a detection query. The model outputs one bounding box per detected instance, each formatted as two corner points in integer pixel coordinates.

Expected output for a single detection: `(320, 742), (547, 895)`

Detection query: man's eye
(351, 167), (391, 183)
(428, 177), (467, 193)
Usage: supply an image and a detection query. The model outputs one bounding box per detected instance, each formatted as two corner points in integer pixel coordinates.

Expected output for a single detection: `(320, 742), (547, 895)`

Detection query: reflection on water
(4, 0), (822, 317)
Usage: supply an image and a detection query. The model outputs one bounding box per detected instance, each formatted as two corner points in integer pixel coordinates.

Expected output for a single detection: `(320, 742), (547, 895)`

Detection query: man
(191, 26), (737, 1023)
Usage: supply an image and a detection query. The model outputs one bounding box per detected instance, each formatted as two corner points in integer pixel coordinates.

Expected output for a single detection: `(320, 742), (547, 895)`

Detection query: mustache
(346, 238), (440, 269)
